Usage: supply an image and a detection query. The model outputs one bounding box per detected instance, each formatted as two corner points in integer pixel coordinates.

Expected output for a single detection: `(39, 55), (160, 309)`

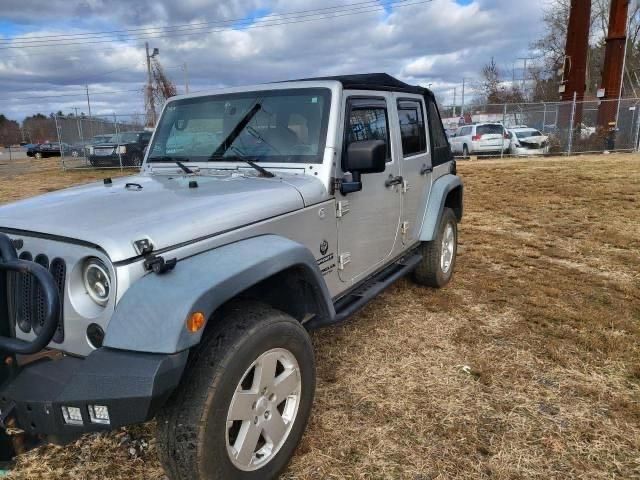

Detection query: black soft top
(290, 73), (435, 99)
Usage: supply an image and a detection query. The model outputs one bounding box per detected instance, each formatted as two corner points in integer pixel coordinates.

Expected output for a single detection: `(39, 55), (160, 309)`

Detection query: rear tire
(412, 207), (458, 288)
(156, 301), (315, 480)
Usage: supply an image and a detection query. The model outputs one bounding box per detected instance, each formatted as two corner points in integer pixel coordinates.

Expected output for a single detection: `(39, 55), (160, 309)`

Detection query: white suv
(450, 123), (510, 158)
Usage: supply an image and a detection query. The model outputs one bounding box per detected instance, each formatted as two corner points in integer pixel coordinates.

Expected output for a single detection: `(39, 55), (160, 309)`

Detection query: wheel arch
(419, 174), (464, 242)
(103, 235), (334, 354)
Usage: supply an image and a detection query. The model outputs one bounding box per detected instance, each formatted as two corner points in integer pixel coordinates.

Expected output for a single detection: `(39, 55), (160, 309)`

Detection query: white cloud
(0, 0), (545, 119)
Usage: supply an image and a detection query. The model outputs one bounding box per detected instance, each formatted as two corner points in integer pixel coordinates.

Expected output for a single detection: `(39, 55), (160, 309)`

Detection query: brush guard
(0, 233), (60, 355)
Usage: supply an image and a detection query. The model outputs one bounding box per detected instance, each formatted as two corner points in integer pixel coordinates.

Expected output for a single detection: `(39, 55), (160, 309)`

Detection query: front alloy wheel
(226, 348), (302, 471)
(157, 301), (315, 480)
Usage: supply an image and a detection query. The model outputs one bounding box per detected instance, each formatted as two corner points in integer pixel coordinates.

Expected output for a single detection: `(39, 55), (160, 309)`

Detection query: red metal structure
(597, 0), (630, 130)
(561, 0), (591, 126)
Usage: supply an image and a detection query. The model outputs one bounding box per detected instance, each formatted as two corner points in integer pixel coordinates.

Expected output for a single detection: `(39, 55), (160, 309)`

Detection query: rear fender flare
(419, 174), (463, 242)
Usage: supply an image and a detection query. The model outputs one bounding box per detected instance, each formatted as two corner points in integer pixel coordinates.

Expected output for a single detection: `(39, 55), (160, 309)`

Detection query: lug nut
(264, 411), (270, 419)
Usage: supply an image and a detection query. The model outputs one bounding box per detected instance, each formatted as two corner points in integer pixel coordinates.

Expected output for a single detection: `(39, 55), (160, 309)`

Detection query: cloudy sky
(0, 0), (545, 121)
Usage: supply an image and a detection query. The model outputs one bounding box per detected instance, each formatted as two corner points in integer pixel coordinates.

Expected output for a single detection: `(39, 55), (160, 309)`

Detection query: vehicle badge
(320, 240), (329, 256)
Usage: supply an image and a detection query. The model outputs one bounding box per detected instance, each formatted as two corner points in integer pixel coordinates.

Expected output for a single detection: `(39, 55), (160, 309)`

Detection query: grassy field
(2, 154), (639, 479)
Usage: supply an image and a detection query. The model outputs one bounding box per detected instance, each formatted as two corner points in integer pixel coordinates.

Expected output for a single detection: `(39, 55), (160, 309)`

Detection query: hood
(0, 172), (317, 262)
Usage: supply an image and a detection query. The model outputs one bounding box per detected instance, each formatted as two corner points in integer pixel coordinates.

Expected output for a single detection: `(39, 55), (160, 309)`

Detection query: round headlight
(83, 258), (111, 306)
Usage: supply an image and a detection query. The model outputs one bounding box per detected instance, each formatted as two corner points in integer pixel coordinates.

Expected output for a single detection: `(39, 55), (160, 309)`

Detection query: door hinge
(338, 252), (352, 270)
(402, 180), (410, 193)
(336, 200), (350, 218)
(401, 221), (410, 237)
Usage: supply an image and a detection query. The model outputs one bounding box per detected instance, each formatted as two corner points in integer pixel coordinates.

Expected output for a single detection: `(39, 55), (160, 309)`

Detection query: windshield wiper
(176, 160), (194, 174)
(209, 155), (275, 178)
(148, 156), (195, 174)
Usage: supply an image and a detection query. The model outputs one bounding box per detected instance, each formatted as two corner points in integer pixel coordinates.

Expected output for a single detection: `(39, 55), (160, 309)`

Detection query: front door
(337, 94), (402, 284)
(393, 95), (432, 245)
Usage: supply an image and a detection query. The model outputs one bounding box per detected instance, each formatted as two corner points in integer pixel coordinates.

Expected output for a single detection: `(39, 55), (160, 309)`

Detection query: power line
(0, 0), (431, 49)
(4, 88), (142, 101)
(0, 0), (391, 44)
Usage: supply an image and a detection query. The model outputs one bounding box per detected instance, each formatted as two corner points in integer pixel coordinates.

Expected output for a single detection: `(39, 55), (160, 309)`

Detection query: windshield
(109, 132), (141, 144)
(148, 88), (331, 164)
(515, 130), (542, 139)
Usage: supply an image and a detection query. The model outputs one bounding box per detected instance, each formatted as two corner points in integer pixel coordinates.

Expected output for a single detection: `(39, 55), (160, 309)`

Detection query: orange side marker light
(186, 312), (206, 333)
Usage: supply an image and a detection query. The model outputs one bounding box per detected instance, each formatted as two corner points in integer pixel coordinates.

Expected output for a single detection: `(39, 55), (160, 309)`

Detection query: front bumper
(0, 347), (187, 438)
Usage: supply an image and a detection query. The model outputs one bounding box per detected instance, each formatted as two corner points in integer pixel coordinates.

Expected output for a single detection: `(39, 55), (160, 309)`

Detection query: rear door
(393, 95), (431, 245)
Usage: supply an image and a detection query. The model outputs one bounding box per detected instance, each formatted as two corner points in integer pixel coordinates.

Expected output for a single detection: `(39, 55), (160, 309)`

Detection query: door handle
(385, 175), (404, 187)
(420, 164), (433, 175)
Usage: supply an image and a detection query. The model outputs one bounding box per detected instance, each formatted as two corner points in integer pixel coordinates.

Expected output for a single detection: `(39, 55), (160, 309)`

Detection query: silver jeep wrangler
(0, 74), (462, 479)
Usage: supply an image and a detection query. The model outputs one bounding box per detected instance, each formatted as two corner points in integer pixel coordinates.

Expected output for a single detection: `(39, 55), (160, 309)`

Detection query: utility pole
(560, 0), (591, 127)
(85, 85), (93, 137)
(145, 42), (159, 127)
(461, 78), (466, 116)
(518, 57), (535, 98)
(597, 0), (631, 132)
(183, 62), (190, 94)
(452, 87), (457, 117)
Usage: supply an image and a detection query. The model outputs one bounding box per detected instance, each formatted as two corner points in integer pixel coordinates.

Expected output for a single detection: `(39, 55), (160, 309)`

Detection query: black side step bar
(308, 252), (422, 329)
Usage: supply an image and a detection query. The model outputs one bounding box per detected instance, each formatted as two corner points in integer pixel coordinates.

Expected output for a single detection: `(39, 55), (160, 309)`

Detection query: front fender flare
(104, 235), (334, 354)
(419, 174), (463, 242)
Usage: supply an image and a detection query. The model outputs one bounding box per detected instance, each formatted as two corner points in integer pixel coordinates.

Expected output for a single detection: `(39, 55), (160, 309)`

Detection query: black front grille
(8, 252), (66, 344)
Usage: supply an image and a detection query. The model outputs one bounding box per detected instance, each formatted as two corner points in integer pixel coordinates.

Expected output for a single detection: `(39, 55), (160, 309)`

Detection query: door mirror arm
(339, 171), (362, 195)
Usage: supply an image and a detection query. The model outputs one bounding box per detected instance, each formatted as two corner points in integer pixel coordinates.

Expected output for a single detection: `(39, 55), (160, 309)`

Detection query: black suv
(88, 131), (152, 167)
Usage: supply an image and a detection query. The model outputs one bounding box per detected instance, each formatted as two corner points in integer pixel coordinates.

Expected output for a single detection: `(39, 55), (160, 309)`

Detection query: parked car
(88, 131), (152, 167)
(508, 127), (550, 156)
(449, 123), (510, 158)
(26, 142), (74, 159)
(0, 74), (463, 480)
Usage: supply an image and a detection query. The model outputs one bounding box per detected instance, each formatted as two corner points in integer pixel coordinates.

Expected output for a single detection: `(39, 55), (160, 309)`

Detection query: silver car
(0, 73), (463, 480)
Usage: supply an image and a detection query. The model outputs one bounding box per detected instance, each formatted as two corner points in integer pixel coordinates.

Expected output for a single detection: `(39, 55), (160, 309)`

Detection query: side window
(426, 99), (452, 167)
(426, 100), (448, 149)
(346, 102), (391, 161)
(397, 100), (427, 157)
(461, 127), (471, 136)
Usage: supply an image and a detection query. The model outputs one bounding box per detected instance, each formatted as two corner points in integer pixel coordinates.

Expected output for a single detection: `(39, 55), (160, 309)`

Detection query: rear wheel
(156, 301), (315, 480)
(34, 152), (42, 160)
(412, 207), (458, 288)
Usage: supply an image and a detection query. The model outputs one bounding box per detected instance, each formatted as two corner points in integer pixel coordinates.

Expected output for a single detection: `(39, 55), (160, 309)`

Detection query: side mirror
(340, 140), (387, 195)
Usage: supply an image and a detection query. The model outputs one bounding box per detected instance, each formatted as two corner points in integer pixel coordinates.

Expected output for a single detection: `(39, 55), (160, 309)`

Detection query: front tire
(156, 301), (315, 480)
(412, 207), (458, 288)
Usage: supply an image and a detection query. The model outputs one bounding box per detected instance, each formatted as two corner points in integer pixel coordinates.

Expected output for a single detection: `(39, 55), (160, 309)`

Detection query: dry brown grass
(2, 154), (639, 479)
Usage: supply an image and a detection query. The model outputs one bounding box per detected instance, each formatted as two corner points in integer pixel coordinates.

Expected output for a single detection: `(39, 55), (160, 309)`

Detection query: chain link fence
(9, 98), (640, 172)
(442, 97), (640, 157)
(48, 113), (148, 169)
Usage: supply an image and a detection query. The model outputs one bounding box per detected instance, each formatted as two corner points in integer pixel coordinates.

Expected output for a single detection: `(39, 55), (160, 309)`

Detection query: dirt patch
(2, 154), (639, 479)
